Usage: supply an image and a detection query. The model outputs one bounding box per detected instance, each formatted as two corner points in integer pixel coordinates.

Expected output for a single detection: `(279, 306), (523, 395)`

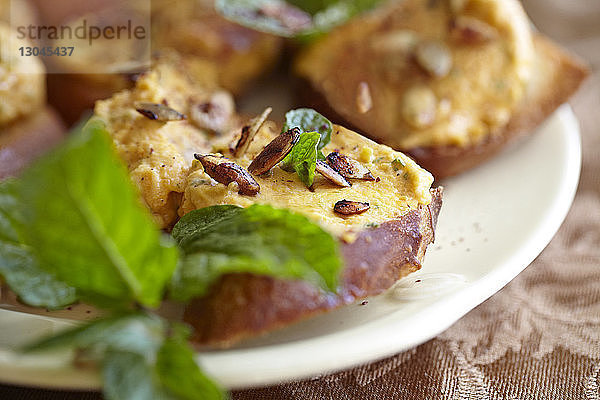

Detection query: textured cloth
(1, 0), (599, 398)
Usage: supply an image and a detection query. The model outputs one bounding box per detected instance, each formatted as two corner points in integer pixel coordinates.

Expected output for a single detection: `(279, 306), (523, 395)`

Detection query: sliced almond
(232, 107), (272, 157)
(356, 82), (373, 114)
(316, 160), (351, 187)
(190, 91), (235, 134)
(248, 127), (301, 175)
(135, 102), (186, 121)
(401, 86), (438, 129)
(194, 154), (260, 196)
(415, 40), (452, 78)
(450, 16), (499, 44)
(326, 152), (375, 181)
(334, 200), (370, 216)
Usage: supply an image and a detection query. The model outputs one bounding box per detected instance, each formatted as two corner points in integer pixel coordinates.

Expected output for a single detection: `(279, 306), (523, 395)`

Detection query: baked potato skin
(297, 35), (588, 179)
(184, 188), (442, 348)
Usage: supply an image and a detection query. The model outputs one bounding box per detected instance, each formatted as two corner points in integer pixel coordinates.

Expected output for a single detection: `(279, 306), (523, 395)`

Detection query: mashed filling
(180, 124), (434, 238)
(94, 60), (232, 228)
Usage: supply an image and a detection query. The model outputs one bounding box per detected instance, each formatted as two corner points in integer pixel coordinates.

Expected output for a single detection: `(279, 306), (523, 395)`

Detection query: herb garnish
(0, 117), (344, 399)
(392, 158), (406, 171)
(171, 204), (341, 301)
(279, 108), (334, 187)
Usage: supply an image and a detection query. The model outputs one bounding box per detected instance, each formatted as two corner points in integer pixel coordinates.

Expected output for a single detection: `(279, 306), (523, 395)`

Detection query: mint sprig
(279, 108), (333, 187)
(0, 111), (345, 400)
(25, 314), (227, 400)
(283, 108), (333, 155)
(0, 179), (76, 309)
(16, 120), (179, 308)
(170, 204), (341, 301)
(279, 131), (321, 187)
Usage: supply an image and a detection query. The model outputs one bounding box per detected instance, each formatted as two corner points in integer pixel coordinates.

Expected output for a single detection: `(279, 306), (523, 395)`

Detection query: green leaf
(280, 131), (321, 188)
(157, 338), (227, 400)
(103, 351), (176, 400)
(0, 180), (76, 309)
(24, 313), (165, 356)
(25, 314), (224, 400)
(282, 108), (333, 153)
(215, 0), (384, 38)
(17, 119), (179, 308)
(170, 204), (341, 301)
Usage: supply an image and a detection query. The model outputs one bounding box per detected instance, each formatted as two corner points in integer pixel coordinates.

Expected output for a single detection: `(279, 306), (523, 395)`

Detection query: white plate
(0, 105), (581, 391)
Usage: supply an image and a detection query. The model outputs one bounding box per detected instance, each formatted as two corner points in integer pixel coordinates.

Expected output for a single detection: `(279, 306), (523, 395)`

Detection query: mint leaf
(25, 314), (224, 400)
(157, 338), (227, 400)
(24, 314), (169, 400)
(280, 131), (321, 188)
(103, 351), (176, 400)
(216, 0), (383, 38)
(17, 120), (179, 308)
(170, 204), (341, 301)
(283, 108), (333, 153)
(0, 180), (76, 309)
(24, 313), (165, 355)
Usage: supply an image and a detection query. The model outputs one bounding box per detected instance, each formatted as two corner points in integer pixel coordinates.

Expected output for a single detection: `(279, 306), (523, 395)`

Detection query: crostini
(295, 0), (588, 178)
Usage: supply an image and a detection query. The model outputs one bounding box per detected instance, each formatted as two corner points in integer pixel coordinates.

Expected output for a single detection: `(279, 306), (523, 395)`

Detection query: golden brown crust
(184, 187), (442, 347)
(407, 36), (589, 178)
(0, 107), (66, 178)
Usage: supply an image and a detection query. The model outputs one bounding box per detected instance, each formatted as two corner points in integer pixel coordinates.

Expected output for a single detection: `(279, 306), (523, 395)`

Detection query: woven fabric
(1, 0), (599, 399)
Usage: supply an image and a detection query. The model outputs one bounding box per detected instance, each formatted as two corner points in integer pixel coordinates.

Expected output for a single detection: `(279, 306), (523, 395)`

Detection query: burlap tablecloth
(1, 0), (598, 398)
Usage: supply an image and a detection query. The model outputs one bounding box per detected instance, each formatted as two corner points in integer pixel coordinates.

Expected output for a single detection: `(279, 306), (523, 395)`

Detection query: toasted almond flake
(316, 160), (351, 187)
(233, 107), (272, 157)
(326, 152), (375, 181)
(356, 82), (373, 114)
(190, 91), (235, 134)
(401, 86), (438, 129)
(415, 40), (453, 78)
(248, 127), (301, 175)
(194, 154), (260, 196)
(334, 200), (370, 216)
(135, 102), (186, 121)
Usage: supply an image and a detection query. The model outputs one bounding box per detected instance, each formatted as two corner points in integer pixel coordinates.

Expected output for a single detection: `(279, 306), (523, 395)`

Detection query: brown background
(1, 0), (599, 398)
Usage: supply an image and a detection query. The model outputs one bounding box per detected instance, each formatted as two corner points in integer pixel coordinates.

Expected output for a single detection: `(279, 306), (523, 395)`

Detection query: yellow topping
(180, 125), (434, 238)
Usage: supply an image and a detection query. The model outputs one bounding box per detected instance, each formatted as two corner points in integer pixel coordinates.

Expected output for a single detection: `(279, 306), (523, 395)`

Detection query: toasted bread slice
(95, 53), (442, 348)
(184, 188), (441, 347)
(406, 36), (588, 177)
(45, 1), (282, 125)
(295, 0), (589, 179)
(177, 120), (441, 347)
